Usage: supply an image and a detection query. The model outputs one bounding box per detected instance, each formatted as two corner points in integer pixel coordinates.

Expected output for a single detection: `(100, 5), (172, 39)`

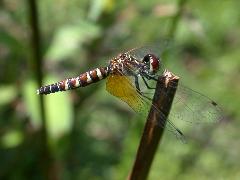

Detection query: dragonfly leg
(141, 71), (158, 81)
(134, 76), (154, 101)
(142, 76), (156, 90)
(134, 75), (141, 92)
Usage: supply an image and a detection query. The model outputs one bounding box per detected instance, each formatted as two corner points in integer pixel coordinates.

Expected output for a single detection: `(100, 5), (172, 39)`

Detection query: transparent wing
(138, 82), (223, 125)
(127, 41), (171, 58)
(126, 45), (223, 125)
(106, 73), (186, 142)
(127, 41), (171, 59)
(169, 84), (223, 124)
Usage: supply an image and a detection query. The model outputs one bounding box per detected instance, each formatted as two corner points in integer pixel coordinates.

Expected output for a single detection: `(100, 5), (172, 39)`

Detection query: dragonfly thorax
(108, 53), (160, 77)
(109, 53), (138, 75)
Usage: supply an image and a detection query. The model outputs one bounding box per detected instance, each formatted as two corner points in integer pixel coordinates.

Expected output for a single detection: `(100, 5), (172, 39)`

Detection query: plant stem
(168, 0), (187, 38)
(27, 0), (55, 179)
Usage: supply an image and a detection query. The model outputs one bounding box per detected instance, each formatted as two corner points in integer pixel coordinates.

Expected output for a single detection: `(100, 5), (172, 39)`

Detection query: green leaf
(44, 76), (73, 140)
(0, 85), (16, 106)
(23, 78), (73, 140)
(45, 21), (101, 61)
(23, 80), (41, 128)
(1, 130), (24, 148)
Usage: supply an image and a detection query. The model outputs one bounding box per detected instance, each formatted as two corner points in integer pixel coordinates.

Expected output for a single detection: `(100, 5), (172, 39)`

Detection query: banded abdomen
(37, 67), (109, 95)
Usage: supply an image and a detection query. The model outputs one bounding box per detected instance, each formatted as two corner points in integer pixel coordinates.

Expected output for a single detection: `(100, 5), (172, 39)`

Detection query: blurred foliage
(0, 0), (240, 179)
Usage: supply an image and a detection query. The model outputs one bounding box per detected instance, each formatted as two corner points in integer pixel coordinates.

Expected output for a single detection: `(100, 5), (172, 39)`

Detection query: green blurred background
(0, 0), (239, 179)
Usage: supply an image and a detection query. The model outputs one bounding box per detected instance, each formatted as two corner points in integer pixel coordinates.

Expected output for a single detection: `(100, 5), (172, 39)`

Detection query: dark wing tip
(211, 101), (218, 106)
(176, 128), (187, 144)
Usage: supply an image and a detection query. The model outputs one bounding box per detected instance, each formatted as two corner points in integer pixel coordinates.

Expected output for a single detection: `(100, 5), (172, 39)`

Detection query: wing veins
(113, 64), (186, 142)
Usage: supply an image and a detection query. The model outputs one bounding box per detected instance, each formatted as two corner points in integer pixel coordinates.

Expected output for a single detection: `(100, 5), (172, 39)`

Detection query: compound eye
(143, 54), (151, 63)
(143, 54), (160, 74)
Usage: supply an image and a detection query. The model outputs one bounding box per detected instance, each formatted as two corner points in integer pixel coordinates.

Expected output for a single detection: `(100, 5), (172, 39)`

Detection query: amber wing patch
(106, 74), (147, 113)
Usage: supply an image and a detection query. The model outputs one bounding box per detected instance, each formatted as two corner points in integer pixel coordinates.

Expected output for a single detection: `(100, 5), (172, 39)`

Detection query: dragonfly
(37, 46), (222, 142)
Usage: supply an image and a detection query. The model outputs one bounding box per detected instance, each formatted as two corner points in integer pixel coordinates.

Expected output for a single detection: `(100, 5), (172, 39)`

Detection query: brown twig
(128, 70), (179, 180)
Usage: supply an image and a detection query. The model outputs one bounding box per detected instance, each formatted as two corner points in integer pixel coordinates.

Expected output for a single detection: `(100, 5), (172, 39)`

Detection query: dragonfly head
(142, 54), (160, 75)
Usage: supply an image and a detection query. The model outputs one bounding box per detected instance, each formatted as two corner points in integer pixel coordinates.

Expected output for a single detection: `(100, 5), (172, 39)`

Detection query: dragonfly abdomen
(37, 67), (109, 95)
